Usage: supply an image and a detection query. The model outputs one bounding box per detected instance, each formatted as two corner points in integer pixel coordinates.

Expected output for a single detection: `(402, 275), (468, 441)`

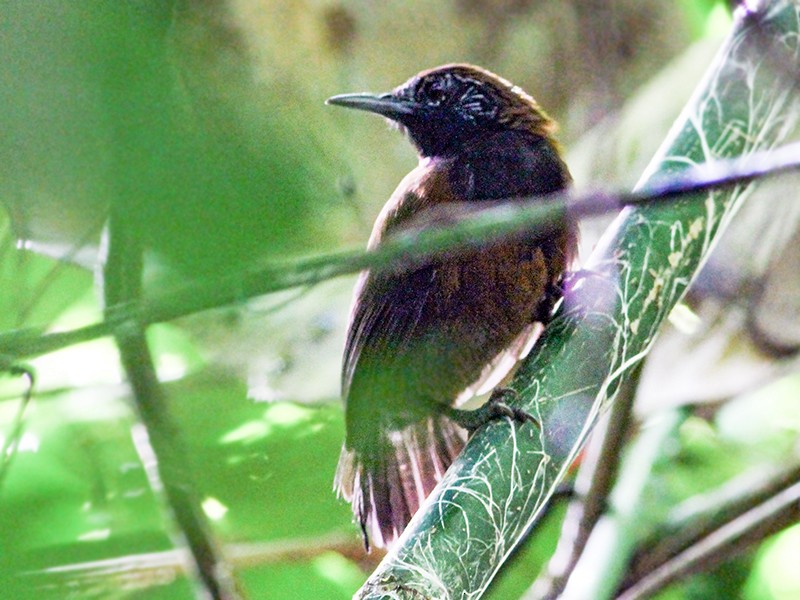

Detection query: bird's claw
(446, 387), (540, 435)
(486, 387), (540, 428)
(561, 268), (606, 293)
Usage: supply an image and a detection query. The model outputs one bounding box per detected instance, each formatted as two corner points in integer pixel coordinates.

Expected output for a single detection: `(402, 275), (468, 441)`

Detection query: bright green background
(1, 1), (798, 598)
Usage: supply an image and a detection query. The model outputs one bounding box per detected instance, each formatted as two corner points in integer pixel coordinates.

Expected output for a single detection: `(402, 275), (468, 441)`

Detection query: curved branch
(355, 2), (800, 598)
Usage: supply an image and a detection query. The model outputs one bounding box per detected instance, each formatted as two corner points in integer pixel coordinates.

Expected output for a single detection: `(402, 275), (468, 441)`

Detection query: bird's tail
(334, 415), (466, 550)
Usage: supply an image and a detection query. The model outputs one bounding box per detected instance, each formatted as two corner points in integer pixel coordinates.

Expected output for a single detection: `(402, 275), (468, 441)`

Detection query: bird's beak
(326, 93), (415, 121)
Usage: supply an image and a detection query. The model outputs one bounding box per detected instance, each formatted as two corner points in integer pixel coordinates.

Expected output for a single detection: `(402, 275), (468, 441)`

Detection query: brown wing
(341, 162), (449, 404)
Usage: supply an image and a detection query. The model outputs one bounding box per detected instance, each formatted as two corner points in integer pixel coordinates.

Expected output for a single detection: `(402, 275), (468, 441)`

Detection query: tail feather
(335, 415), (466, 549)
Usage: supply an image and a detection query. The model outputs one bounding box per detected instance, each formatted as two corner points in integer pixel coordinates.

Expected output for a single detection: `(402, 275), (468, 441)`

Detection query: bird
(327, 64), (578, 549)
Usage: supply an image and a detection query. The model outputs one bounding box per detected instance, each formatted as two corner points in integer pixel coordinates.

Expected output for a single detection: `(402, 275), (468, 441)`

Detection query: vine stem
(2, 140), (800, 362)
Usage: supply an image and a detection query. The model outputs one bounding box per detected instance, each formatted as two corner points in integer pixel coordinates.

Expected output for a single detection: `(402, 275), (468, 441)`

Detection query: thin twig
(549, 410), (687, 600)
(24, 533), (373, 595)
(618, 462), (800, 598)
(0, 361), (35, 491)
(1, 141), (800, 362)
(104, 204), (243, 600)
(529, 362), (643, 599)
(616, 475), (800, 600)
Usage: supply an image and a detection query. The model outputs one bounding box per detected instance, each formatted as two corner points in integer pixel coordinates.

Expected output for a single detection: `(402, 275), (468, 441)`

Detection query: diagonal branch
(616, 465), (800, 600)
(2, 139), (800, 362)
(354, 2), (800, 598)
(104, 180), (242, 600)
(528, 362), (643, 599)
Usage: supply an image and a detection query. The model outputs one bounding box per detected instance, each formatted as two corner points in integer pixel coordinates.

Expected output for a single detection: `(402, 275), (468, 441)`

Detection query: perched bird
(327, 64), (578, 549)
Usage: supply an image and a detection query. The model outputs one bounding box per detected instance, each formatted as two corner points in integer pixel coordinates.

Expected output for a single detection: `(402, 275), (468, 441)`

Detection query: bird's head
(327, 64), (557, 158)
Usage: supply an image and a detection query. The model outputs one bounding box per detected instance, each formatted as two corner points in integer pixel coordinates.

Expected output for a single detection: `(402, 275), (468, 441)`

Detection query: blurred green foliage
(0, 0), (798, 599)
(0, 371), (354, 598)
(0, 0), (348, 285)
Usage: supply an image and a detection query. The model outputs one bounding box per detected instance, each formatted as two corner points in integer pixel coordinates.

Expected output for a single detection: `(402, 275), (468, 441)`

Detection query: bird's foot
(534, 271), (607, 323)
(445, 388), (539, 435)
(560, 269), (606, 293)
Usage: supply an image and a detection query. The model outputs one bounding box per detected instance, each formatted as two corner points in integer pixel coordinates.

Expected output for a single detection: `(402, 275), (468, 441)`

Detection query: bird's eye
(422, 79), (448, 105)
